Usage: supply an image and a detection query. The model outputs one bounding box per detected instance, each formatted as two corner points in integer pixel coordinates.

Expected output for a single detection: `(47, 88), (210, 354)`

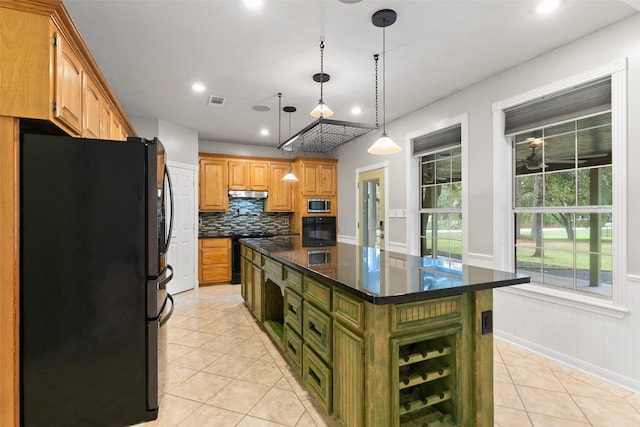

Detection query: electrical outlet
(283, 217), (289, 225)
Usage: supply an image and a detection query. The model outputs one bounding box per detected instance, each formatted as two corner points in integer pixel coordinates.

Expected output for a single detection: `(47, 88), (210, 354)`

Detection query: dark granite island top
(240, 236), (530, 305)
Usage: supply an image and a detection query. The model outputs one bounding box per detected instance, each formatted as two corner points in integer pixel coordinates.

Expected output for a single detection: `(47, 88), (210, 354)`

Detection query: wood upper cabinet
(99, 100), (112, 139)
(82, 73), (101, 139)
(199, 157), (228, 211)
(267, 161), (294, 212)
(53, 31), (83, 136)
(229, 160), (269, 190)
(299, 159), (337, 196)
(198, 238), (231, 284)
(250, 161), (269, 191)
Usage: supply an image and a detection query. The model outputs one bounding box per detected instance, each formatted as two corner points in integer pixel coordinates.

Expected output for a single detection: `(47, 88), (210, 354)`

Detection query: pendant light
(279, 93), (299, 182)
(368, 9), (401, 155)
(310, 40), (333, 118)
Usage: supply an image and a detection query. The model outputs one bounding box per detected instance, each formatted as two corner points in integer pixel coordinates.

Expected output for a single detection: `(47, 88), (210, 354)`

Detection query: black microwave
(308, 198), (331, 213)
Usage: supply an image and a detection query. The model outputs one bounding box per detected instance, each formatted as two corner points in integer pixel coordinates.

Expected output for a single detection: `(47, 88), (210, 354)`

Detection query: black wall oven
(302, 216), (336, 247)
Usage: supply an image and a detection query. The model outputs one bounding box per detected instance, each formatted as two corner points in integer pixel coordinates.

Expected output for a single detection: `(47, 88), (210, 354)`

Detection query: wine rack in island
(395, 330), (461, 427)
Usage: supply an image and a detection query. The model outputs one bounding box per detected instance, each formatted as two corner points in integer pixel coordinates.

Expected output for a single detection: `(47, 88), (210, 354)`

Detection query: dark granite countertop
(241, 236), (530, 305)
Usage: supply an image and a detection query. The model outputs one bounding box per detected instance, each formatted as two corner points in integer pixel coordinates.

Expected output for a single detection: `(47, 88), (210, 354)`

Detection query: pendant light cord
(382, 25), (386, 134)
(319, 40), (325, 103)
(374, 53), (379, 129)
(278, 92), (282, 150)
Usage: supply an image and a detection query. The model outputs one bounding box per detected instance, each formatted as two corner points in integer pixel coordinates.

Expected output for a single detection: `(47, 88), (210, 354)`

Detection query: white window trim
(491, 59), (628, 316)
(406, 113), (469, 260)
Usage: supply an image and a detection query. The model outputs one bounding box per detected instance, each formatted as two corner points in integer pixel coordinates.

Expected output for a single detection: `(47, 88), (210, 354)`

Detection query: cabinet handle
(308, 366), (322, 387)
(288, 303), (297, 315)
(309, 321), (323, 338)
(287, 342), (297, 355)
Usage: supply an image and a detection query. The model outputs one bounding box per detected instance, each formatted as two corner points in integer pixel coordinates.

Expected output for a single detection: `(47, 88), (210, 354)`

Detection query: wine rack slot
(397, 334), (458, 426)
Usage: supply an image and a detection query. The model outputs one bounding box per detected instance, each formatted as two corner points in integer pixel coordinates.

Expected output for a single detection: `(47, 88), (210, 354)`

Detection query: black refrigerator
(20, 133), (174, 427)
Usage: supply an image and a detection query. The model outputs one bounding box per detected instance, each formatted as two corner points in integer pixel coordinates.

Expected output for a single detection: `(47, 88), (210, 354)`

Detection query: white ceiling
(64, 0), (638, 148)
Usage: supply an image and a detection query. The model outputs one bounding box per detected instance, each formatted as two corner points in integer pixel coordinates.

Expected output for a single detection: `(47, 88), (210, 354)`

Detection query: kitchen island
(240, 236), (529, 427)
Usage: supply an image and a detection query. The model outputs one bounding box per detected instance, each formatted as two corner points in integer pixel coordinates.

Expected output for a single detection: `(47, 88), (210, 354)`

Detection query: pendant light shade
(282, 168), (299, 182)
(310, 101), (333, 118)
(369, 9), (401, 155)
(310, 40), (333, 118)
(368, 132), (400, 154)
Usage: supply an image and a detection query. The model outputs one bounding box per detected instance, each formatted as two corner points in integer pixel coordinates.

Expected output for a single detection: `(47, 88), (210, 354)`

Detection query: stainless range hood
(228, 190), (268, 199)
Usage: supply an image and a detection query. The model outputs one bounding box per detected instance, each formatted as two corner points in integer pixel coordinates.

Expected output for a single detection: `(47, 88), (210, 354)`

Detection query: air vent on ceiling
(207, 95), (226, 107)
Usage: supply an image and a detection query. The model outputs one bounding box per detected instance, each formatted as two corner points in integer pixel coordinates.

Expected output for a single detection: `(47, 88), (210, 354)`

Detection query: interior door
(167, 163), (196, 294)
(358, 168), (385, 249)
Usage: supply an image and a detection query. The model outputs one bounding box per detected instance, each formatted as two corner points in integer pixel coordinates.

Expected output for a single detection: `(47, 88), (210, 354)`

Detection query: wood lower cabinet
(198, 238), (231, 284)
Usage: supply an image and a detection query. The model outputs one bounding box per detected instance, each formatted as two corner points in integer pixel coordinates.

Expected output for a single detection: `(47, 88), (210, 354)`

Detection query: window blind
(504, 77), (611, 136)
(412, 125), (461, 157)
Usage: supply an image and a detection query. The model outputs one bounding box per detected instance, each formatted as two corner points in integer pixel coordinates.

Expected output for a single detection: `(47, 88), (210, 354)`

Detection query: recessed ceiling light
(243, 0), (263, 10)
(351, 106), (362, 115)
(536, 0), (559, 15)
(191, 82), (206, 93)
(260, 129), (269, 136)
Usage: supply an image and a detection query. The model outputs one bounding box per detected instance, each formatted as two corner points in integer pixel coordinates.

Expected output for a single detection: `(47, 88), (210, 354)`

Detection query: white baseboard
(495, 330), (640, 394)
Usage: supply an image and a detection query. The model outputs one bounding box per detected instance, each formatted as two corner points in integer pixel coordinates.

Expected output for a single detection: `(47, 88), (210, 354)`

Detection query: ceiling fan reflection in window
(520, 137), (609, 172)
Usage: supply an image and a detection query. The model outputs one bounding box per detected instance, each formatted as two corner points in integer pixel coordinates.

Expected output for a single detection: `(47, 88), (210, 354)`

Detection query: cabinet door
(53, 32), (83, 136)
(317, 162), (337, 196)
(267, 162), (293, 212)
(228, 160), (249, 190)
(250, 161), (269, 190)
(199, 238), (231, 284)
(300, 162), (319, 196)
(199, 158), (229, 211)
(333, 322), (364, 427)
(99, 100), (111, 139)
(252, 264), (263, 321)
(82, 73), (101, 139)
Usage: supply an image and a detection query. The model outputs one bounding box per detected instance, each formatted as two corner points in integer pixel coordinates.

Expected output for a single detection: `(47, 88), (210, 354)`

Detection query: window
(507, 78), (613, 297)
(416, 126), (462, 265)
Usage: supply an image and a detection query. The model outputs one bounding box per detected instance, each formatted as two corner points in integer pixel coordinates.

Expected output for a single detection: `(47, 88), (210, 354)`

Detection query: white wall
(130, 116), (199, 165)
(336, 13), (640, 392)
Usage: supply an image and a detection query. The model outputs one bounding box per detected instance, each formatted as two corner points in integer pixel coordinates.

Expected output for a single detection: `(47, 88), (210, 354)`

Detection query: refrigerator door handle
(158, 293), (174, 327)
(158, 264), (173, 289)
(164, 166), (174, 251)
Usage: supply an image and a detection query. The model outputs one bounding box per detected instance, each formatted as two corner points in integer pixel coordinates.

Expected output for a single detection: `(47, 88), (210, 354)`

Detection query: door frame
(167, 160), (198, 294)
(355, 161), (389, 249)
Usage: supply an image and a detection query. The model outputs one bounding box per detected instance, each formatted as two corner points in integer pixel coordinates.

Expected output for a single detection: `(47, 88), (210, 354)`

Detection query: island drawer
(303, 301), (332, 363)
(332, 290), (364, 333)
(252, 249), (262, 265)
(284, 324), (302, 374)
(263, 256), (283, 279)
(391, 296), (461, 333)
(241, 244), (251, 258)
(284, 289), (303, 334)
(303, 276), (331, 312)
(303, 344), (332, 413)
(284, 266), (302, 292)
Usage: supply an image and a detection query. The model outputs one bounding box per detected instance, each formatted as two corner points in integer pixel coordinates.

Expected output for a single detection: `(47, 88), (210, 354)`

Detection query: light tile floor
(136, 285), (640, 427)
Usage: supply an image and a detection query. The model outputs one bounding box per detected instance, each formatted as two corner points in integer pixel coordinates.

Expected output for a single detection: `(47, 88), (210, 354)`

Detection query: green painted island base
(241, 243), (497, 427)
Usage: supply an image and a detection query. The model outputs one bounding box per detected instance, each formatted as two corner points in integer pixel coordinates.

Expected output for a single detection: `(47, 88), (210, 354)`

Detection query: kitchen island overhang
(239, 236), (530, 427)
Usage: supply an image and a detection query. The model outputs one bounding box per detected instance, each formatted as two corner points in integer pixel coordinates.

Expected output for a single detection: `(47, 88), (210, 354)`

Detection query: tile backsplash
(199, 198), (291, 235)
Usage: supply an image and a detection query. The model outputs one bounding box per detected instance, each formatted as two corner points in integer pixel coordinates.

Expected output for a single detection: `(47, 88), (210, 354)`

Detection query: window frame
(492, 59), (628, 314)
(407, 113), (469, 262)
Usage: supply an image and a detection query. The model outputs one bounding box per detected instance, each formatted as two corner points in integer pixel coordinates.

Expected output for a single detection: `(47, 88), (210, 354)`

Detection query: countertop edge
(241, 239), (530, 305)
